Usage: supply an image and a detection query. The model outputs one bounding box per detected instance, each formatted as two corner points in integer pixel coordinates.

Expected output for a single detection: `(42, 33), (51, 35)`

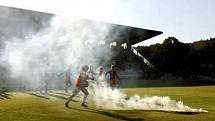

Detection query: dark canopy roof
(82, 19), (163, 45)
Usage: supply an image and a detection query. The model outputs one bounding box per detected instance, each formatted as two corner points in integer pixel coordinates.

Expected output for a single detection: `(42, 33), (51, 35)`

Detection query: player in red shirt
(105, 65), (118, 90)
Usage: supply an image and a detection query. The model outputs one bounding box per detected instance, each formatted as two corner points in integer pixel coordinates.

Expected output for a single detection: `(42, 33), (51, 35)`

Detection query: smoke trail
(88, 74), (208, 113)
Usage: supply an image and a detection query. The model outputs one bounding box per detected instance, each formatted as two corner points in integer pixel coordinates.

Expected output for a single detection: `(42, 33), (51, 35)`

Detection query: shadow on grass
(47, 92), (79, 102)
(54, 92), (81, 98)
(0, 92), (13, 99)
(136, 110), (204, 115)
(55, 92), (71, 96)
(25, 92), (50, 100)
(47, 93), (67, 100)
(67, 107), (144, 121)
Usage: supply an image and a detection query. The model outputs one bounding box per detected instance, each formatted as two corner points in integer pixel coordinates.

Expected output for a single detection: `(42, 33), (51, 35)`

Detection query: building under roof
(0, 5), (162, 73)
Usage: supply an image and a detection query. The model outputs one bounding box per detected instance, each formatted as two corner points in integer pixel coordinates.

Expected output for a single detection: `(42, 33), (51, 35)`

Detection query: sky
(0, 0), (214, 46)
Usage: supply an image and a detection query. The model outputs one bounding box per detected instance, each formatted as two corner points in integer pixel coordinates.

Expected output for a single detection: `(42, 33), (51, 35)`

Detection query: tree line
(136, 37), (215, 80)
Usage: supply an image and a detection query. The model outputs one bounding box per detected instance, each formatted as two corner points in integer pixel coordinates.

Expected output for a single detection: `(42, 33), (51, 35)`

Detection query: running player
(65, 65), (93, 107)
(105, 65), (118, 90)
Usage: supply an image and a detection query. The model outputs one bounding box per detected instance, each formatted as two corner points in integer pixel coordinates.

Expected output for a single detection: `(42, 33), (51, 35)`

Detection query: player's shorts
(110, 80), (116, 86)
(76, 80), (80, 87)
(66, 80), (72, 85)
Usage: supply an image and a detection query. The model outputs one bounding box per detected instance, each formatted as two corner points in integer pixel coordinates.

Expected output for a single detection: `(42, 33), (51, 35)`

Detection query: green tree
(163, 37), (179, 45)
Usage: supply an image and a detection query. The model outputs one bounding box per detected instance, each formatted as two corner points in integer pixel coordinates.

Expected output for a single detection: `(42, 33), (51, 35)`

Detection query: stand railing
(131, 46), (154, 68)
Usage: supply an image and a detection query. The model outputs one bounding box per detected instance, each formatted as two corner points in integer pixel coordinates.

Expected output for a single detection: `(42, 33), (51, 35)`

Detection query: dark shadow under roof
(81, 19), (163, 45)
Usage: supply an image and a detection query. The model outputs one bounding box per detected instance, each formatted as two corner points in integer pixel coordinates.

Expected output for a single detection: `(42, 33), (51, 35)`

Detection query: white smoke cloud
(88, 75), (208, 113)
(0, 15), (115, 90)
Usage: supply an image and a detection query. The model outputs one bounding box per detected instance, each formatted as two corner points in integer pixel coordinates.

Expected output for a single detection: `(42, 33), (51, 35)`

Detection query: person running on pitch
(40, 71), (49, 94)
(97, 67), (105, 91)
(65, 65), (72, 93)
(87, 65), (98, 95)
(58, 65), (73, 93)
(105, 65), (118, 90)
(65, 65), (93, 107)
(40, 63), (50, 94)
(88, 65), (96, 79)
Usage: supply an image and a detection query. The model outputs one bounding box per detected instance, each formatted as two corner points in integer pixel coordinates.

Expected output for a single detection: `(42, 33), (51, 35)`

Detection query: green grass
(0, 86), (215, 121)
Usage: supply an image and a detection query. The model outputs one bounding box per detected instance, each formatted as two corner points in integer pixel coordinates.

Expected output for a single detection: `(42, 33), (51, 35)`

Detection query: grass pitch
(0, 86), (214, 121)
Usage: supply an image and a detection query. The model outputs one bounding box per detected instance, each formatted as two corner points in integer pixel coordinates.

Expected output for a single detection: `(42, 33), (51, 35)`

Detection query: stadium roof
(0, 6), (162, 45)
(81, 19), (163, 45)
